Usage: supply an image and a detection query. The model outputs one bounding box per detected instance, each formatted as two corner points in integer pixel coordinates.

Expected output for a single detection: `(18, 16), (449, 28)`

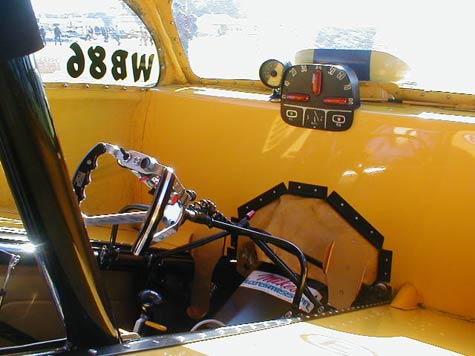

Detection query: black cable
(129, 204), (322, 312)
(156, 216), (250, 259)
(156, 216), (322, 311)
(306, 254), (323, 269)
(253, 239), (323, 312)
(156, 230), (231, 259)
(205, 218), (308, 310)
(244, 226), (323, 310)
(249, 227), (324, 270)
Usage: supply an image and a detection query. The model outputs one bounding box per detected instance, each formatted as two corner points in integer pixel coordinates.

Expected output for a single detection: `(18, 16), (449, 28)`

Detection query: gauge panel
(280, 64), (360, 131)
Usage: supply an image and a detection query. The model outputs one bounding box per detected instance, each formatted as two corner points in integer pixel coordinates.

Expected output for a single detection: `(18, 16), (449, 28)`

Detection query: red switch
(323, 97), (349, 105)
(285, 93), (310, 102)
(312, 69), (322, 96)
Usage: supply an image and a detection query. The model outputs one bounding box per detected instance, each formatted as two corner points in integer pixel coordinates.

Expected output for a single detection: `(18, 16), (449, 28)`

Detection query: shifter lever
(133, 290), (166, 335)
(139, 289), (162, 309)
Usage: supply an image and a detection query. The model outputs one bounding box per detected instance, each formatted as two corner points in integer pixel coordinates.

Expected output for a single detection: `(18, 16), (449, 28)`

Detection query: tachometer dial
(259, 59), (285, 89)
(280, 64), (360, 131)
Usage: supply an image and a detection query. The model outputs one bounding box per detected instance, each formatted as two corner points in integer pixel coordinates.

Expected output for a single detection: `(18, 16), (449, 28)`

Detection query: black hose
(245, 226), (323, 311)
(306, 255), (323, 269)
(249, 227), (324, 270)
(207, 219), (308, 310)
(156, 216), (250, 259)
(156, 230), (231, 259)
(128, 205), (321, 312)
(252, 239), (323, 312)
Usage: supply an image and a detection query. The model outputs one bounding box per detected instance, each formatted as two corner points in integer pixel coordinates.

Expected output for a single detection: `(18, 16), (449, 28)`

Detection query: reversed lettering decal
(111, 50), (128, 81)
(66, 42), (85, 79)
(66, 42), (156, 83)
(132, 53), (155, 82)
(88, 46), (107, 79)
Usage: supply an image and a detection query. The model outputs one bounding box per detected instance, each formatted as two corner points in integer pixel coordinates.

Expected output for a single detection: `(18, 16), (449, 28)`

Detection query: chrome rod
(132, 168), (176, 255)
(83, 211), (147, 226)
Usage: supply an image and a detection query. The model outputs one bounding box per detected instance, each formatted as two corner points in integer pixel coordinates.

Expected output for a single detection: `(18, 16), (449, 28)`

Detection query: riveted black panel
(237, 183), (287, 218)
(377, 249), (393, 282)
(288, 181), (328, 199)
(326, 191), (384, 249)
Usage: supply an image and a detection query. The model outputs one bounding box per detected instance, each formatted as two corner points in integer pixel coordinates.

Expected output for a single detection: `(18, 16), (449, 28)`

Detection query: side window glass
(31, 0), (160, 86)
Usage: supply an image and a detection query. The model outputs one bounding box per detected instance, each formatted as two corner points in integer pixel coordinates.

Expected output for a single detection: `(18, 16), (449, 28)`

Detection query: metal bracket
(237, 183), (287, 218)
(377, 249), (393, 282)
(288, 181), (328, 199)
(326, 191), (384, 250)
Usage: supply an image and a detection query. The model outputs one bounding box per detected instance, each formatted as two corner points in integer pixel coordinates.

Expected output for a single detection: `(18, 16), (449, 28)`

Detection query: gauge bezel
(259, 59), (285, 89)
(280, 63), (360, 131)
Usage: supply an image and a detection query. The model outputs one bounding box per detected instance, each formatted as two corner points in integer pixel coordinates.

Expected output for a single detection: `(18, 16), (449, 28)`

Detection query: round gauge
(259, 59), (285, 89)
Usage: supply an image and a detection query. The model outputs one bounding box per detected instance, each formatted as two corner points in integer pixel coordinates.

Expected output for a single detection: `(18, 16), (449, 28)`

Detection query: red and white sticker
(241, 270), (322, 313)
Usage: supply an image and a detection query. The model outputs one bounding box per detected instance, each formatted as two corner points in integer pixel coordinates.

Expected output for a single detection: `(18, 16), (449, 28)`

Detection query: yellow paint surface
(2, 69), (475, 354)
(141, 86), (475, 320)
(181, 307), (470, 356)
(310, 306), (475, 355)
(1, 83), (474, 324)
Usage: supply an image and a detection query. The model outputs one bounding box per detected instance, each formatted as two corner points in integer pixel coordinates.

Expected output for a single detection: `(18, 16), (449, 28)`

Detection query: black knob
(138, 290), (162, 307)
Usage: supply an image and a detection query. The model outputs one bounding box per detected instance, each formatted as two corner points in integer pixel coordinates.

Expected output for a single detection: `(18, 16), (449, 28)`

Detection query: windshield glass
(174, 0), (475, 94)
